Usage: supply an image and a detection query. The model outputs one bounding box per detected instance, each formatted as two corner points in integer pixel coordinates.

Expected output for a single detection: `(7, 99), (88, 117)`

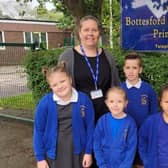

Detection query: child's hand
(37, 160), (49, 168)
(82, 154), (92, 168)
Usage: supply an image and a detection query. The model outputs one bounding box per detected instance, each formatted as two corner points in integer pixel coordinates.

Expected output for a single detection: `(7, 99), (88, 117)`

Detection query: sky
(31, 0), (55, 10)
(0, 0), (55, 19)
(28, 0), (54, 10)
(45, 2), (55, 10)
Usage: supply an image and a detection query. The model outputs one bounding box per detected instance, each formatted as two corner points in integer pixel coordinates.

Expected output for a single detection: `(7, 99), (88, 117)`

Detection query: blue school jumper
(121, 81), (158, 127)
(139, 112), (168, 168)
(93, 113), (137, 168)
(33, 91), (94, 161)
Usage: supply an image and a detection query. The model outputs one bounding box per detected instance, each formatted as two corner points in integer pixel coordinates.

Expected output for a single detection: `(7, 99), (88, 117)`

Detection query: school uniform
(139, 112), (168, 168)
(121, 79), (158, 165)
(33, 88), (94, 168)
(93, 113), (137, 168)
(121, 79), (158, 127)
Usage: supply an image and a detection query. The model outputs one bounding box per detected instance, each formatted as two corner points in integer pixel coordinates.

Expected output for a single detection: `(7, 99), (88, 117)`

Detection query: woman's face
(79, 19), (100, 48)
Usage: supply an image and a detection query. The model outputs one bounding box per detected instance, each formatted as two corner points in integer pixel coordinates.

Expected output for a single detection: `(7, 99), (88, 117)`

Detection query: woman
(59, 15), (120, 123)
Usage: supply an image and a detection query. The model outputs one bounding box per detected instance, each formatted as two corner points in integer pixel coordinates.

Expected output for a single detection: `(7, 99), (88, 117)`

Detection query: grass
(0, 92), (35, 111)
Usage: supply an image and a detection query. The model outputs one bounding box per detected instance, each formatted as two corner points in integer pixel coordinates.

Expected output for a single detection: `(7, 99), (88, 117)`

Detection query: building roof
(0, 18), (68, 32)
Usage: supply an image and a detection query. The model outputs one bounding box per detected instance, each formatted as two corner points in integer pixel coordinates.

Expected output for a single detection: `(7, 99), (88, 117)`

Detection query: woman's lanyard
(80, 44), (99, 90)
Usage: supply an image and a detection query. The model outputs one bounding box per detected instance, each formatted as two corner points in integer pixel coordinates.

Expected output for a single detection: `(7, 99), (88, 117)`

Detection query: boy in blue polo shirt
(121, 53), (158, 168)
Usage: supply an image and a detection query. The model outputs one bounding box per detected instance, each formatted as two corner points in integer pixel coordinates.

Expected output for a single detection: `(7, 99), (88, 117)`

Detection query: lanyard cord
(80, 44), (99, 90)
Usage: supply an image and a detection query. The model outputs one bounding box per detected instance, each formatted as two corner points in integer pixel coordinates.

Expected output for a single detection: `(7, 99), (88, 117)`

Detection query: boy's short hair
(124, 53), (142, 67)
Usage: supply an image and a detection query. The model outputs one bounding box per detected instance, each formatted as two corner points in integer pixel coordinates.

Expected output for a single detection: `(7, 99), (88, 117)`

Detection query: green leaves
(23, 48), (64, 104)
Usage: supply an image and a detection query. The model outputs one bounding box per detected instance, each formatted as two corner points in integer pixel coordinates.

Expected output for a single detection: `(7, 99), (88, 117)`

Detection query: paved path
(0, 66), (29, 98)
(0, 66), (36, 167)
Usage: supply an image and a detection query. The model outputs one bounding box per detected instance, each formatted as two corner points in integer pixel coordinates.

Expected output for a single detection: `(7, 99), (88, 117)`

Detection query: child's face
(105, 91), (128, 118)
(48, 71), (72, 101)
(160, 90), (168, 115)
(123, 59), (142, 84)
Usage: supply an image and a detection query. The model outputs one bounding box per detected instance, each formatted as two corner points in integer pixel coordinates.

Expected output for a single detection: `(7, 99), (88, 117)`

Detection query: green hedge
(112, 51), (168, 93)
(23, 49), (64, 104)
(142, 54), (168, 92)
(23, 48), (168, 104)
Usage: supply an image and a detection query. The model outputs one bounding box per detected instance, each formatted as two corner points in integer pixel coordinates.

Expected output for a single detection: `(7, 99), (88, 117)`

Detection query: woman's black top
(73, 48), (111, 122)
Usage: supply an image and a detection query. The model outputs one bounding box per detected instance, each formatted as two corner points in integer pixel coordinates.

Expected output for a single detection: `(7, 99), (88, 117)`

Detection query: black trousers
(90, 153), (98, 168)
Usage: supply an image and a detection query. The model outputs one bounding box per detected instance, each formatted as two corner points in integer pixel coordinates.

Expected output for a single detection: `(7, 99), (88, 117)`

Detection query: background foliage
(23, 49), (64, 104)
(23, 49), (168, 105)
(21, 0), (168, 105)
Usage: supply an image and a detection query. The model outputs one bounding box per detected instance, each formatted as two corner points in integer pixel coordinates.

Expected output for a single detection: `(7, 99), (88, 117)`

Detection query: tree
(15, 0), (121, 29)
(58, 0), (103, 23)
(16, 0), (104, 23)
(16, 0), (121, 45)
(39, 0), (121, 46)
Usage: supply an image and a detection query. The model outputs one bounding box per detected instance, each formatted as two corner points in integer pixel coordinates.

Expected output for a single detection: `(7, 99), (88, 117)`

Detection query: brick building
(0, 18), (72, 65)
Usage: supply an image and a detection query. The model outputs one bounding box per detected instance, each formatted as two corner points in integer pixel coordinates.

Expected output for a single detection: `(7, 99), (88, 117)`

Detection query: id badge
(90, 89), (103, 99)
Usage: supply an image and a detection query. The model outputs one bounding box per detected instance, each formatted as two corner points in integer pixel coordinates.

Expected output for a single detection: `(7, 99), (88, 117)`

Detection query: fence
(0, 43), (34, 123)
(64, 37), (75, 47)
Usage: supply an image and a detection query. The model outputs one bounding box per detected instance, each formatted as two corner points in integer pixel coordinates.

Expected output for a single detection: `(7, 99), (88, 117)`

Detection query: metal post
(109, 0), (113, 48)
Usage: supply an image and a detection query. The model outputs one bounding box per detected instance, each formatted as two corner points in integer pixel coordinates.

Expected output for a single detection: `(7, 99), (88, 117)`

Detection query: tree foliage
(51, 0), (103, 23)
(16, 0), (105, 22)
(15, 0), (117, 33)
(14, 0), (125, 47)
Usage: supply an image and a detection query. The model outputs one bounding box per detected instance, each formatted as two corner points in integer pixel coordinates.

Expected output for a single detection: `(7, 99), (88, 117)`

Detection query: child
(93, 86), (137, 168)
(139, 84), (168, 168)
(33, 62), (95, 168)
(121, 53), (158, 168)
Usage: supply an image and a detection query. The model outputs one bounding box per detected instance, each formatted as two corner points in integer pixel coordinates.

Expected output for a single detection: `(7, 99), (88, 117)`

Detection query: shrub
(24, 48), (168, 105)
(111, 50), (168, 93)
(142, 53), (168, 93)
(23, 49), (64, 104)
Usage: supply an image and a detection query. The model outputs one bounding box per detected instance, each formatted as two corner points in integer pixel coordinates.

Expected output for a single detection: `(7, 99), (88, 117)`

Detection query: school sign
(121, 0), (168, 51)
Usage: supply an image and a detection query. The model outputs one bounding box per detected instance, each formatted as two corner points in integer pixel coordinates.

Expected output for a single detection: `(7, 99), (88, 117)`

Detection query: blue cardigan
(139, 112), (163, 168)
(33, 91), (95, 161)
(93, 113), (137, 168)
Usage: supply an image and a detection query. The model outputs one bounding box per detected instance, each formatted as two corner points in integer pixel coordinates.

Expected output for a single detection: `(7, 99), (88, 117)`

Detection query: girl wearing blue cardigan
(33, 62), (94, 168)
(93, 87), (137, 168)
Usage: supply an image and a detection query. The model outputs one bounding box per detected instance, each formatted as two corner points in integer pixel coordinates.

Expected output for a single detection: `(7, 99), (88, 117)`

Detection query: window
(33, 32), (40, 49)
(24, 32), (31, 43)
(23, 32), (48, 50)
(41, 32), (47, 49)
(0, 31), (5, 50)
